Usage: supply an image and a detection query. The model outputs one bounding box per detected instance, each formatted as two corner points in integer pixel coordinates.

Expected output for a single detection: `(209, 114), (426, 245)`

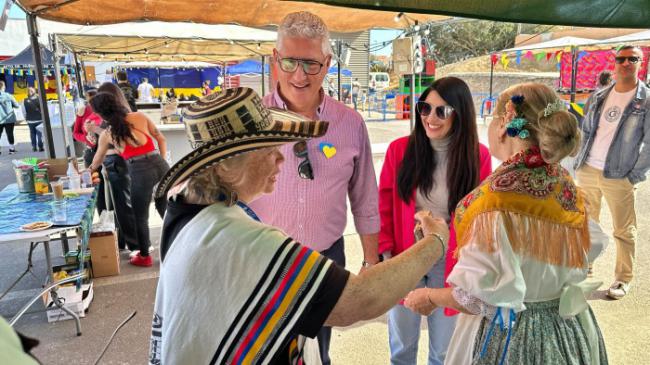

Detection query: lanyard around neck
(236, 201), (261, 222)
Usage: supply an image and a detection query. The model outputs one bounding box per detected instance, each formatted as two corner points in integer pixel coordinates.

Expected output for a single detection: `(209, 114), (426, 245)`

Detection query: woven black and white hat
(154, 87), (329, 199)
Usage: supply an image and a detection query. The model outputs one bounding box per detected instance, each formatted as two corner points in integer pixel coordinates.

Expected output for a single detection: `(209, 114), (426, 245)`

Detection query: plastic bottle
(81, 170), (92, 188)
(67, 159), (81, 190)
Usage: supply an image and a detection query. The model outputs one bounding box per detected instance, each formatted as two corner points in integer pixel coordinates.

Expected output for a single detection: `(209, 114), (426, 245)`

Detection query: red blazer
(378, 136), (492, 313)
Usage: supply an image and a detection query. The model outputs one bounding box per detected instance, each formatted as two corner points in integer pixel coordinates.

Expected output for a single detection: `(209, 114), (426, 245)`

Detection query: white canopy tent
(0, 18), (279, 62)
(115, 61), (220, 69)
(48, 20), (278, 62)
(595, 30), (650, 45)
(505, 36), (598, 52)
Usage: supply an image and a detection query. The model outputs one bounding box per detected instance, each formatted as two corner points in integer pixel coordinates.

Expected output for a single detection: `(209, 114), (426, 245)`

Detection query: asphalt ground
(0, 119), (648, 364)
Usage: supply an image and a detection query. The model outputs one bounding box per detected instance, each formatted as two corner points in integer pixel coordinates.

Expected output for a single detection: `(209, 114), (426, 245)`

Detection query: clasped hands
(404, 288), (436, 316)
(403, 210), (449, 316)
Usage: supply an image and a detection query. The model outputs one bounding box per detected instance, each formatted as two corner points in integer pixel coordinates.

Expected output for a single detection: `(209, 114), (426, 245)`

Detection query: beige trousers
(576, 165), (637, 282)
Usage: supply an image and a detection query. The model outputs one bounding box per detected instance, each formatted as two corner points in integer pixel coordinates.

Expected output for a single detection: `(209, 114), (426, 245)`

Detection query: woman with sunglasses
(378, 76), (492, 364)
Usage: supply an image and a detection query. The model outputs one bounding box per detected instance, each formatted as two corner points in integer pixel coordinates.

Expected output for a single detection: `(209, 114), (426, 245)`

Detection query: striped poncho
(149, 202), (348, 365)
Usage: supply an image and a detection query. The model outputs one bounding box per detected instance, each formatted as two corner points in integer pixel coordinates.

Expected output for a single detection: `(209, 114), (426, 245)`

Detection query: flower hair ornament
(543, 99), (567, 117)
(506, 95), (530, 139)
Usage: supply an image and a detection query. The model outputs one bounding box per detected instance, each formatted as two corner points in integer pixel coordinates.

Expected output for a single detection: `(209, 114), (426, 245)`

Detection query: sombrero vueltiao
(154, 87), (329, 199)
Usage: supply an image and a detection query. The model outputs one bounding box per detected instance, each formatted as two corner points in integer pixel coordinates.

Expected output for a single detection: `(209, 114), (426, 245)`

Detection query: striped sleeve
(294, 260), (349, 338)
(210, 239), (344, 365)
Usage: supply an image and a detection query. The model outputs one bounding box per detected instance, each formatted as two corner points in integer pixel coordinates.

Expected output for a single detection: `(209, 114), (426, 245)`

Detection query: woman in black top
(23, 87), (44, 152)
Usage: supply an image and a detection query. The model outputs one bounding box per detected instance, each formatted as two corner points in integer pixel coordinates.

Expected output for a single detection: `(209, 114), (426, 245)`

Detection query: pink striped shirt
(249, 88), (380, 252)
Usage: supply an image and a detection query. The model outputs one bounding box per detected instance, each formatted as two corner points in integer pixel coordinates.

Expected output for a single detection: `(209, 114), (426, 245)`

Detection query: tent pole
(73, 52), (84, 97)
(337, 40), (342, 102)
(570, 46), (578, 104)
(489, 54), (494, 100)
(50, 34), (72, 158)
(157, 68), (161, 100)
(261, 56), (265, 96)
(27, 14), (55, 158)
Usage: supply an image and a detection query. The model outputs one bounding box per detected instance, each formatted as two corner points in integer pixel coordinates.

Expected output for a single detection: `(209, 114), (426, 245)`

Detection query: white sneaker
(129, 246), (155, 258)
(606, 281), (630, 300)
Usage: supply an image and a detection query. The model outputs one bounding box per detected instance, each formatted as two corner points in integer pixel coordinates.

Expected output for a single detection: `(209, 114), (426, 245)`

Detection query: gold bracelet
(427, 233), (447, 258)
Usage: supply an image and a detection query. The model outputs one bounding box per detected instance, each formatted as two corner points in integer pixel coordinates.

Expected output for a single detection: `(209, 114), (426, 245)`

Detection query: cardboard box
(37, 158), (77, 182)
(45, 282), (93, 323)
(54, 260), (93, 282)
(88, 231), (120, 277)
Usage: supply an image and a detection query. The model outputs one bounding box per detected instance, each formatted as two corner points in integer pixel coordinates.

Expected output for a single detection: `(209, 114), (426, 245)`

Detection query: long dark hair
(98, 82), (131, 110)
(397, 77), (480, 215)
(89, 92), (136, 146)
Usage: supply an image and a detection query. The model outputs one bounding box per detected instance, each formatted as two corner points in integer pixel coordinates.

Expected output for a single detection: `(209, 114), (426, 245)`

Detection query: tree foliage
(369, 54), (390, 72)
(425, 21), (544, 66)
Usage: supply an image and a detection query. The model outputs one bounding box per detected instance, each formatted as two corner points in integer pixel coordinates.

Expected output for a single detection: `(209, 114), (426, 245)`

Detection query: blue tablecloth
(0, 184), (96, 235)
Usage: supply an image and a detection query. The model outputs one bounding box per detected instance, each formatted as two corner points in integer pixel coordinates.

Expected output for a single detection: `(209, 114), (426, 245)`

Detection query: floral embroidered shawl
(454, 147), (589, 268)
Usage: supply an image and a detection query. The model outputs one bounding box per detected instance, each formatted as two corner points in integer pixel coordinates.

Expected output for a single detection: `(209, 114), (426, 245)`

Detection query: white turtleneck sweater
(415, 136), (451, 223)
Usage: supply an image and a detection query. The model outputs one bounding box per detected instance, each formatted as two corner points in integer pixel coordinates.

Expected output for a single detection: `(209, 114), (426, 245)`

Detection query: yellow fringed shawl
(454, 147), (589, 268)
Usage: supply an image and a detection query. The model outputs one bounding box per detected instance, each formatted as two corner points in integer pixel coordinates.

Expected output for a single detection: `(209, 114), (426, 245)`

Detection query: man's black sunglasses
(416, 101), (455, 119)
(293, 141), (314, 180)
(615, 56), (641, 64)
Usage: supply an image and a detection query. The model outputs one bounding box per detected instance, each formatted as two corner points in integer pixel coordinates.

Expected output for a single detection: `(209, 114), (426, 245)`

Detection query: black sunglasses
(416, 101), (455, 119)
(615, 56), (641, 64)
(293, 141), (314, 180)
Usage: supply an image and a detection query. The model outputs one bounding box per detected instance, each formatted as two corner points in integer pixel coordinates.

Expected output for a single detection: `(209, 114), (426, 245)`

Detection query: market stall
(0, 179), (97, 334)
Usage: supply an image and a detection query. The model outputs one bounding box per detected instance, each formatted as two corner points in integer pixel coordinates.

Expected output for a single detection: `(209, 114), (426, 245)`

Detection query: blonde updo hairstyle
(495, 83), (580, 164)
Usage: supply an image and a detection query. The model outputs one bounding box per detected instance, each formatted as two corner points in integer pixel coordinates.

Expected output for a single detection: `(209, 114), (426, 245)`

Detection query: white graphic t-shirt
(586, 87), (636, 169)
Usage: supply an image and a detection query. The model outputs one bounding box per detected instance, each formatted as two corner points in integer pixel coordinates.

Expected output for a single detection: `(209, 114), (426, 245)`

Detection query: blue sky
(369, 29), (402, 56)
(3, 1), (399, 56)
(3, 0), (25, 18)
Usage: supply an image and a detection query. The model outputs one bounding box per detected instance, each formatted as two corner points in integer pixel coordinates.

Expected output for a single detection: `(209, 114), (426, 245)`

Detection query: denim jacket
(574, 82), (650, 184)
(0, 91), (19, 125)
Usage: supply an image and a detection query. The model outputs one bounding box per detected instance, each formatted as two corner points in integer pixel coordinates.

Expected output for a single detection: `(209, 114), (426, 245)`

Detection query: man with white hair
(250, 11), (380, 364)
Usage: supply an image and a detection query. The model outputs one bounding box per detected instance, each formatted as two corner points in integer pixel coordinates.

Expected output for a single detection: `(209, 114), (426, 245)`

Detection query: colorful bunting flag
(555, 51), (563, 62)
(490, 54), (499, 66)
(501, 53), (510, 69)
(535, 52), (545, 62)
(9, 69), (13, 75)
(577, 51), (588, 62)
(546, 52), (553, 61)
(525, 51), (534, 60)
(516, 50), (522, 65)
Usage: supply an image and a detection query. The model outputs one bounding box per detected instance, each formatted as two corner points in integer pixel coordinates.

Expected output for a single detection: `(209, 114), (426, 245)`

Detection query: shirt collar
(272, 84), (326, 118)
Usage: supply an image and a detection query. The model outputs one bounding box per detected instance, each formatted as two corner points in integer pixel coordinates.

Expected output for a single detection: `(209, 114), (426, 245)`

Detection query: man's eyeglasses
(277, 54), (325, 75)
(416, 101), (455, 119)
(615, 56), (641, 64)
(293, 141), (314, 180)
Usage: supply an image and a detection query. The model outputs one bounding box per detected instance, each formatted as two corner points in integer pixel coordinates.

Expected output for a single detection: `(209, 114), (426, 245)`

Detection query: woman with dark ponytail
(88, 89), (169, 267)
(378, 77), (492, 364)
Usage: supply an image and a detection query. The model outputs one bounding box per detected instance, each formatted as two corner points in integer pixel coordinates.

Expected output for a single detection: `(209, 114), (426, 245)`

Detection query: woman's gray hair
(184, 154), (249, 206)
(277, 11), (332, 56)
